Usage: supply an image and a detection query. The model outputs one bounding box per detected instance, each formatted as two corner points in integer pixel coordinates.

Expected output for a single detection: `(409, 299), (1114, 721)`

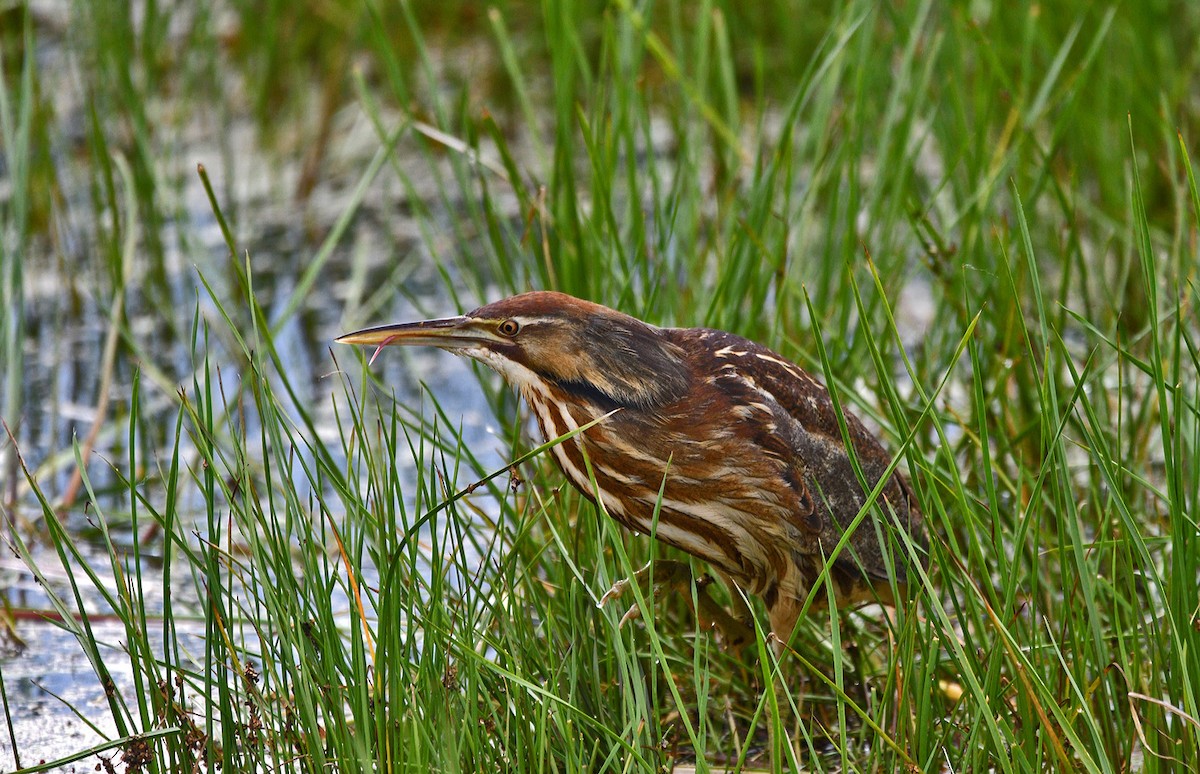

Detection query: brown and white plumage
(338, 290), (926, 643)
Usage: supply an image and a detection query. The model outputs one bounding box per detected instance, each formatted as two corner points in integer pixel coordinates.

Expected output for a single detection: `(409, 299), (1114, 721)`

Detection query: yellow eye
(498, 319), (520, 336)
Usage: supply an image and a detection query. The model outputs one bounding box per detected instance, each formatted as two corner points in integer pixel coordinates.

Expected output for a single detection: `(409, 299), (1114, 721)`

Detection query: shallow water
(1, 621), (130, 773)
(0, 12), (524, 773)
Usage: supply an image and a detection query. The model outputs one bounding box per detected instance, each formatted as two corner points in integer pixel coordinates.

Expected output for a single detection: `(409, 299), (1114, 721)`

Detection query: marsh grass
(2, 0), (1199, 771)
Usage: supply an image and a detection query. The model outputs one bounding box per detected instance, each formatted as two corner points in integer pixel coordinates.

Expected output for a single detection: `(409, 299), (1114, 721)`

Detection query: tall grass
(1, 9), (33, 514)
(3, 0), (1199, 771)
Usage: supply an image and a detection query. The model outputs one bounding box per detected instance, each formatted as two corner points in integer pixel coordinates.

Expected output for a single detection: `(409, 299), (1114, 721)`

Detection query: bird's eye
(498, 318), (520, 336)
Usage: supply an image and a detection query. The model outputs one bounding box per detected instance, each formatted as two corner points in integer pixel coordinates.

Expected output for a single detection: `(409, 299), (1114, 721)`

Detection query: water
(1, 621), (128, 773)
(0, 9), (526, 772)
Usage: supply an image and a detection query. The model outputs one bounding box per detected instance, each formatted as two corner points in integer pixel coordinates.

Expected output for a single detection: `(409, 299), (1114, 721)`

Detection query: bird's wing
(668, 327), (923, 581)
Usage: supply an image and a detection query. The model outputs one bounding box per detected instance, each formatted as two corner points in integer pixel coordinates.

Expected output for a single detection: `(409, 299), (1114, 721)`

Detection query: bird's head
(337, 291), (690, 409)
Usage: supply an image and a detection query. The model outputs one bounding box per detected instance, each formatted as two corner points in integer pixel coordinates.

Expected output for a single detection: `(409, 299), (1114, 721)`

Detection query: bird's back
(660, 327), (927, 596)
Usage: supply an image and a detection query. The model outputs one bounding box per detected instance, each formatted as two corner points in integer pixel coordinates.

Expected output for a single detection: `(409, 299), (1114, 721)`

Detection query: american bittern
(338, 291), (925, 647)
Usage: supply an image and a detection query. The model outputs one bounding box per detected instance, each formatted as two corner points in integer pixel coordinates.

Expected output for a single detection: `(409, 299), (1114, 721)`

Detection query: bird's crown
(467, 292), (690, 410)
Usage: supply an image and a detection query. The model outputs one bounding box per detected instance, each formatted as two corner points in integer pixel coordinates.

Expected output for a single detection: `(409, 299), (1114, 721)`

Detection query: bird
(337, 291), (926, 648)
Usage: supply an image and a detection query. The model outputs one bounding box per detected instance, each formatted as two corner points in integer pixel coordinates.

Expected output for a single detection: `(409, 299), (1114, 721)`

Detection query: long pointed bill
(336, 316), (495, 365)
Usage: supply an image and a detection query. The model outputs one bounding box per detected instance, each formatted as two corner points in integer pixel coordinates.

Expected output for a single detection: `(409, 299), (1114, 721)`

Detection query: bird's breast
(522, 385), (797, 591)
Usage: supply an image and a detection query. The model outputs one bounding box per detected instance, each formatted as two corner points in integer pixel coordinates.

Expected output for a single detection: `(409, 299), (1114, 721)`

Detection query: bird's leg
(599, 560), (755, 649)
(765, 599), (808, 764)
(693, 575), (756, 650)
(701, 570), (759, 651)
(599, 560), (692, 625)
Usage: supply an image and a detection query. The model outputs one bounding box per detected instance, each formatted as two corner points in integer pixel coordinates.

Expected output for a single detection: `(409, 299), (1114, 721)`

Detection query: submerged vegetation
(1, 0), (1198, 771)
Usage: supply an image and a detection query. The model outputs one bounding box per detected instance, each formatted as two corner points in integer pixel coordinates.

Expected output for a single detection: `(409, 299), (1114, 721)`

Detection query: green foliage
(3, 0), (1199, 771)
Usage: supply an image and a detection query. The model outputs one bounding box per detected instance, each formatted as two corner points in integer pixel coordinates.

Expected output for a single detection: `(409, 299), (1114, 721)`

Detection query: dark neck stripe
(550, 376), (624, 411)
